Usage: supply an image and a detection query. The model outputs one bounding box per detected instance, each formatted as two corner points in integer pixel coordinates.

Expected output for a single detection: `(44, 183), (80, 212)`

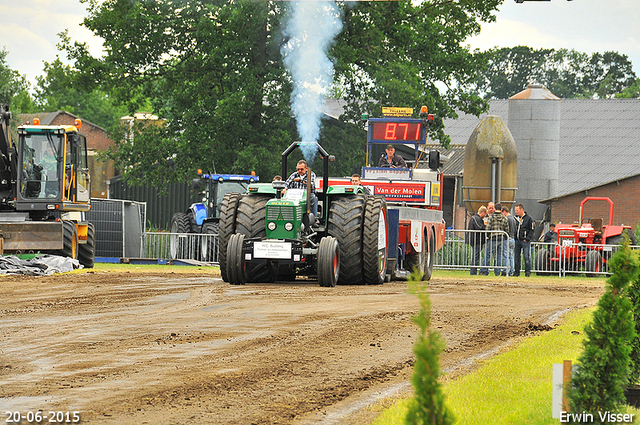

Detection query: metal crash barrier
(140, 229), (634, 276)
(435, 229), (637, 277)
(143, 232), (219, 263)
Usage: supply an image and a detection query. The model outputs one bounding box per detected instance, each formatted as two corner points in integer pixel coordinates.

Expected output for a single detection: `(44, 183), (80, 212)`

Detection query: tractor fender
(189, 203), (208, 226)
(602, 225), (628, 241)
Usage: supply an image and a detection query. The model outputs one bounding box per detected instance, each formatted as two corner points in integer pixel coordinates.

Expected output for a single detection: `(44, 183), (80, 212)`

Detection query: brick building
(18, 111), (117, 198)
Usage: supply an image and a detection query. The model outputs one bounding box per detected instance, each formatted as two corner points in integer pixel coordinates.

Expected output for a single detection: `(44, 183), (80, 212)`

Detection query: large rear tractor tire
(218, 193), (242, 282)
(226, 233), (246, 285)
(78, 222), (95, 268)
(234, 194), (273, 283)
(201, 222), (219, 263)
(318, 236), (340, 287)
(606, 229), (637, 260)
(327, 195), (366, 285)
(169, 212), (191, 260)
(585, 250), (603, 277)
(362, 196), (388, 285)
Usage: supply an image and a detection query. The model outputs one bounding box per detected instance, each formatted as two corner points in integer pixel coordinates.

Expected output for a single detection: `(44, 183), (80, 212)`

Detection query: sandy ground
(0, 268), (603, 424)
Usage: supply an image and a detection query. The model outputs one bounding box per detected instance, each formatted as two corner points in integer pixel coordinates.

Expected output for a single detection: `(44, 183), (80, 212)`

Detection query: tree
(615, 78), (640, 98)
(34, 56), (127, 130)
(0, 48), (35, 114)
(569, 240), (639, 416)
(62, 0), (502, 187)
(583, 51), (637, 99)
(471, 46), (637, 99)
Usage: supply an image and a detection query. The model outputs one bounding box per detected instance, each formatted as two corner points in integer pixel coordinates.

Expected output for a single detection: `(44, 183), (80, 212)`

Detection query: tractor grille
(267, 205), (298, 221)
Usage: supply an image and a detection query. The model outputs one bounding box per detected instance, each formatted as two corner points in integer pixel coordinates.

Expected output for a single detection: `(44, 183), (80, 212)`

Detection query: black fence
(109, 176), (193, 230)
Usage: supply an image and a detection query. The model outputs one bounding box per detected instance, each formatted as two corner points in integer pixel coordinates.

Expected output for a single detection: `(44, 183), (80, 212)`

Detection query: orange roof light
(197, 169), (203, 175)
(74, 118), (82, 130)
(251, 171), (256, 176)
(33, 118), (40, 125)
(420, 106), (428, 115)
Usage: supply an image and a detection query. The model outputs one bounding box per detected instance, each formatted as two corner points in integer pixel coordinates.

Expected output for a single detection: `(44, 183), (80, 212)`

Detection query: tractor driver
(378, 144), (407, 168)
(284, 159), (318, 217)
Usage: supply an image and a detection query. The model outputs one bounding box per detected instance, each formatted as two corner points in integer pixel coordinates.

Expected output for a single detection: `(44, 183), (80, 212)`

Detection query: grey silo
(508, 84), (561, 222)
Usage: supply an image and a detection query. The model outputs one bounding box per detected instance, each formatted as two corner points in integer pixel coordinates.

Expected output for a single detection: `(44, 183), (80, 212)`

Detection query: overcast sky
(1, 0), (639, 89)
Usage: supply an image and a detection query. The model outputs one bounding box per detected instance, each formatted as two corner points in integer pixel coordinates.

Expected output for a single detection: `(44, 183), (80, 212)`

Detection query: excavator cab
(16, 120), (90, 215)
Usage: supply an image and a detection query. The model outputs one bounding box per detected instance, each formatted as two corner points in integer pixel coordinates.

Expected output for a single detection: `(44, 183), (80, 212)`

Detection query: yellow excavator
(0, 104), (95, 267)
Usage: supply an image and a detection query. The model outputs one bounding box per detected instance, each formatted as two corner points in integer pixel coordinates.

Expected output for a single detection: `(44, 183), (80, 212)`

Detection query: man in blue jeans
(514, 203), (535, 277)
(481, 202), (509, 276)
(502, 206), (517, 276)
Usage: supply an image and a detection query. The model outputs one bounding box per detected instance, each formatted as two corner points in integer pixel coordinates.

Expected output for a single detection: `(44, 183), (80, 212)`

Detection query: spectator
(543, 223), (557, 244)
(481, 202), (509, 276)
(467, 206), (487, 276)
(378, 144), (407, 168)
(502, 206), (517, 276)
(514, 203), (535, 277)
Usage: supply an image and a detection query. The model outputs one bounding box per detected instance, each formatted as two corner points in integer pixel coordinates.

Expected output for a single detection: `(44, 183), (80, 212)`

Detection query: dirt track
(1, 268), (603, 424)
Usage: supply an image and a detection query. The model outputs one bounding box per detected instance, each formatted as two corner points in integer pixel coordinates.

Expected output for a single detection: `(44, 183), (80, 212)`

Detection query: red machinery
(537, 197), (636, 276)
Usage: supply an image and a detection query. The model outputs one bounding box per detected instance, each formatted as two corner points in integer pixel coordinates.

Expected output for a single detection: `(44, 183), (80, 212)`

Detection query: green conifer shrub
(627, 232), (640, 385)
(405, 273), (454, 425)
(570, 239), (639, 417)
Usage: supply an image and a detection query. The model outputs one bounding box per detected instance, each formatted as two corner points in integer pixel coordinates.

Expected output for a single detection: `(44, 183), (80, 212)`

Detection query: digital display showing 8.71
(371, 121), (422, 142)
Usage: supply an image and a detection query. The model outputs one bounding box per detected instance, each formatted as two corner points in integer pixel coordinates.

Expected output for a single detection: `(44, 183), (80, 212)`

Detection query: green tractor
(219, 142), (388, 287)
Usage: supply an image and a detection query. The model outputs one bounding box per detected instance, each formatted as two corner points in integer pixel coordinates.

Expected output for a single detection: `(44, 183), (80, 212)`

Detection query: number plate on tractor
(254, 241), (292, 259)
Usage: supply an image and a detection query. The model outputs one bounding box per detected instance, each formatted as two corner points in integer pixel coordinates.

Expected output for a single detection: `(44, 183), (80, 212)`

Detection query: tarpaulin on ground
(0, 255), (82, 276)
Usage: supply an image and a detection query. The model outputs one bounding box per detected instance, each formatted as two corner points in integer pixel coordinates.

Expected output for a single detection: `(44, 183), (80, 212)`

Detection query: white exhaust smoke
(281, 1), (342, 161)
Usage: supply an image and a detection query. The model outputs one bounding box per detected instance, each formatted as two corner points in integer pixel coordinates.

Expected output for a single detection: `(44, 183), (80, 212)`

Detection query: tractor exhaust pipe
(306, 167), (312, 215)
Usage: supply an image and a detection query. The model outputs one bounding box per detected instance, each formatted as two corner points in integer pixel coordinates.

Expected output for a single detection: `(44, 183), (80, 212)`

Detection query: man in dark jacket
(514, 203), (535, 277)
(467, 206), (487, 275)
(481, 202), (510, 276)
(378, 144), (407, 168)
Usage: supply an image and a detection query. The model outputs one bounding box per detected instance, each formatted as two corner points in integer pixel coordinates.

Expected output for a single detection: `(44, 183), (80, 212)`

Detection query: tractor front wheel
(535, 249), (551, 276)
(585, 250), (602, 277)
(56, 221), (79, 260)
(405, 229), (433, 281)
(201, 222), (219, 263)
(235, 195), (273, 283)
(78, 222), (95, 268)
(169, 212), (191, 260)
(423, 228), (435, 281)
(218, 193), (242, 282)
(226, 233), (246, 285)
(318, 236), (340, 287)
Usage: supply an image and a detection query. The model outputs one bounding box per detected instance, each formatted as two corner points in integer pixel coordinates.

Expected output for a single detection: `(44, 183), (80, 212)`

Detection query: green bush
(405, 273), (454, 425)
(570, 238), (639, 417)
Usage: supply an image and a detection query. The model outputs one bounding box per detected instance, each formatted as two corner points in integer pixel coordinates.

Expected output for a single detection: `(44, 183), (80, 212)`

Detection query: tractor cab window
(19, 132), (62, 199)
(64, 133), (90, 203)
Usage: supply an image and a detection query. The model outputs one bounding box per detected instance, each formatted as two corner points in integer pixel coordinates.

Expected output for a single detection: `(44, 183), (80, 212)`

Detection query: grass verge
(73, 262), (220, 275)
(371, 307), (640, 425)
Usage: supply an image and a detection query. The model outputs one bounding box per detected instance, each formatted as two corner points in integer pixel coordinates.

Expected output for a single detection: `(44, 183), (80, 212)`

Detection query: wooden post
(563, 360), (572, 412)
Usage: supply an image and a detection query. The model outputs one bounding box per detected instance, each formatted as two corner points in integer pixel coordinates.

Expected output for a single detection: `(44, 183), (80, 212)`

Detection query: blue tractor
(170, 172), (258, 261)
